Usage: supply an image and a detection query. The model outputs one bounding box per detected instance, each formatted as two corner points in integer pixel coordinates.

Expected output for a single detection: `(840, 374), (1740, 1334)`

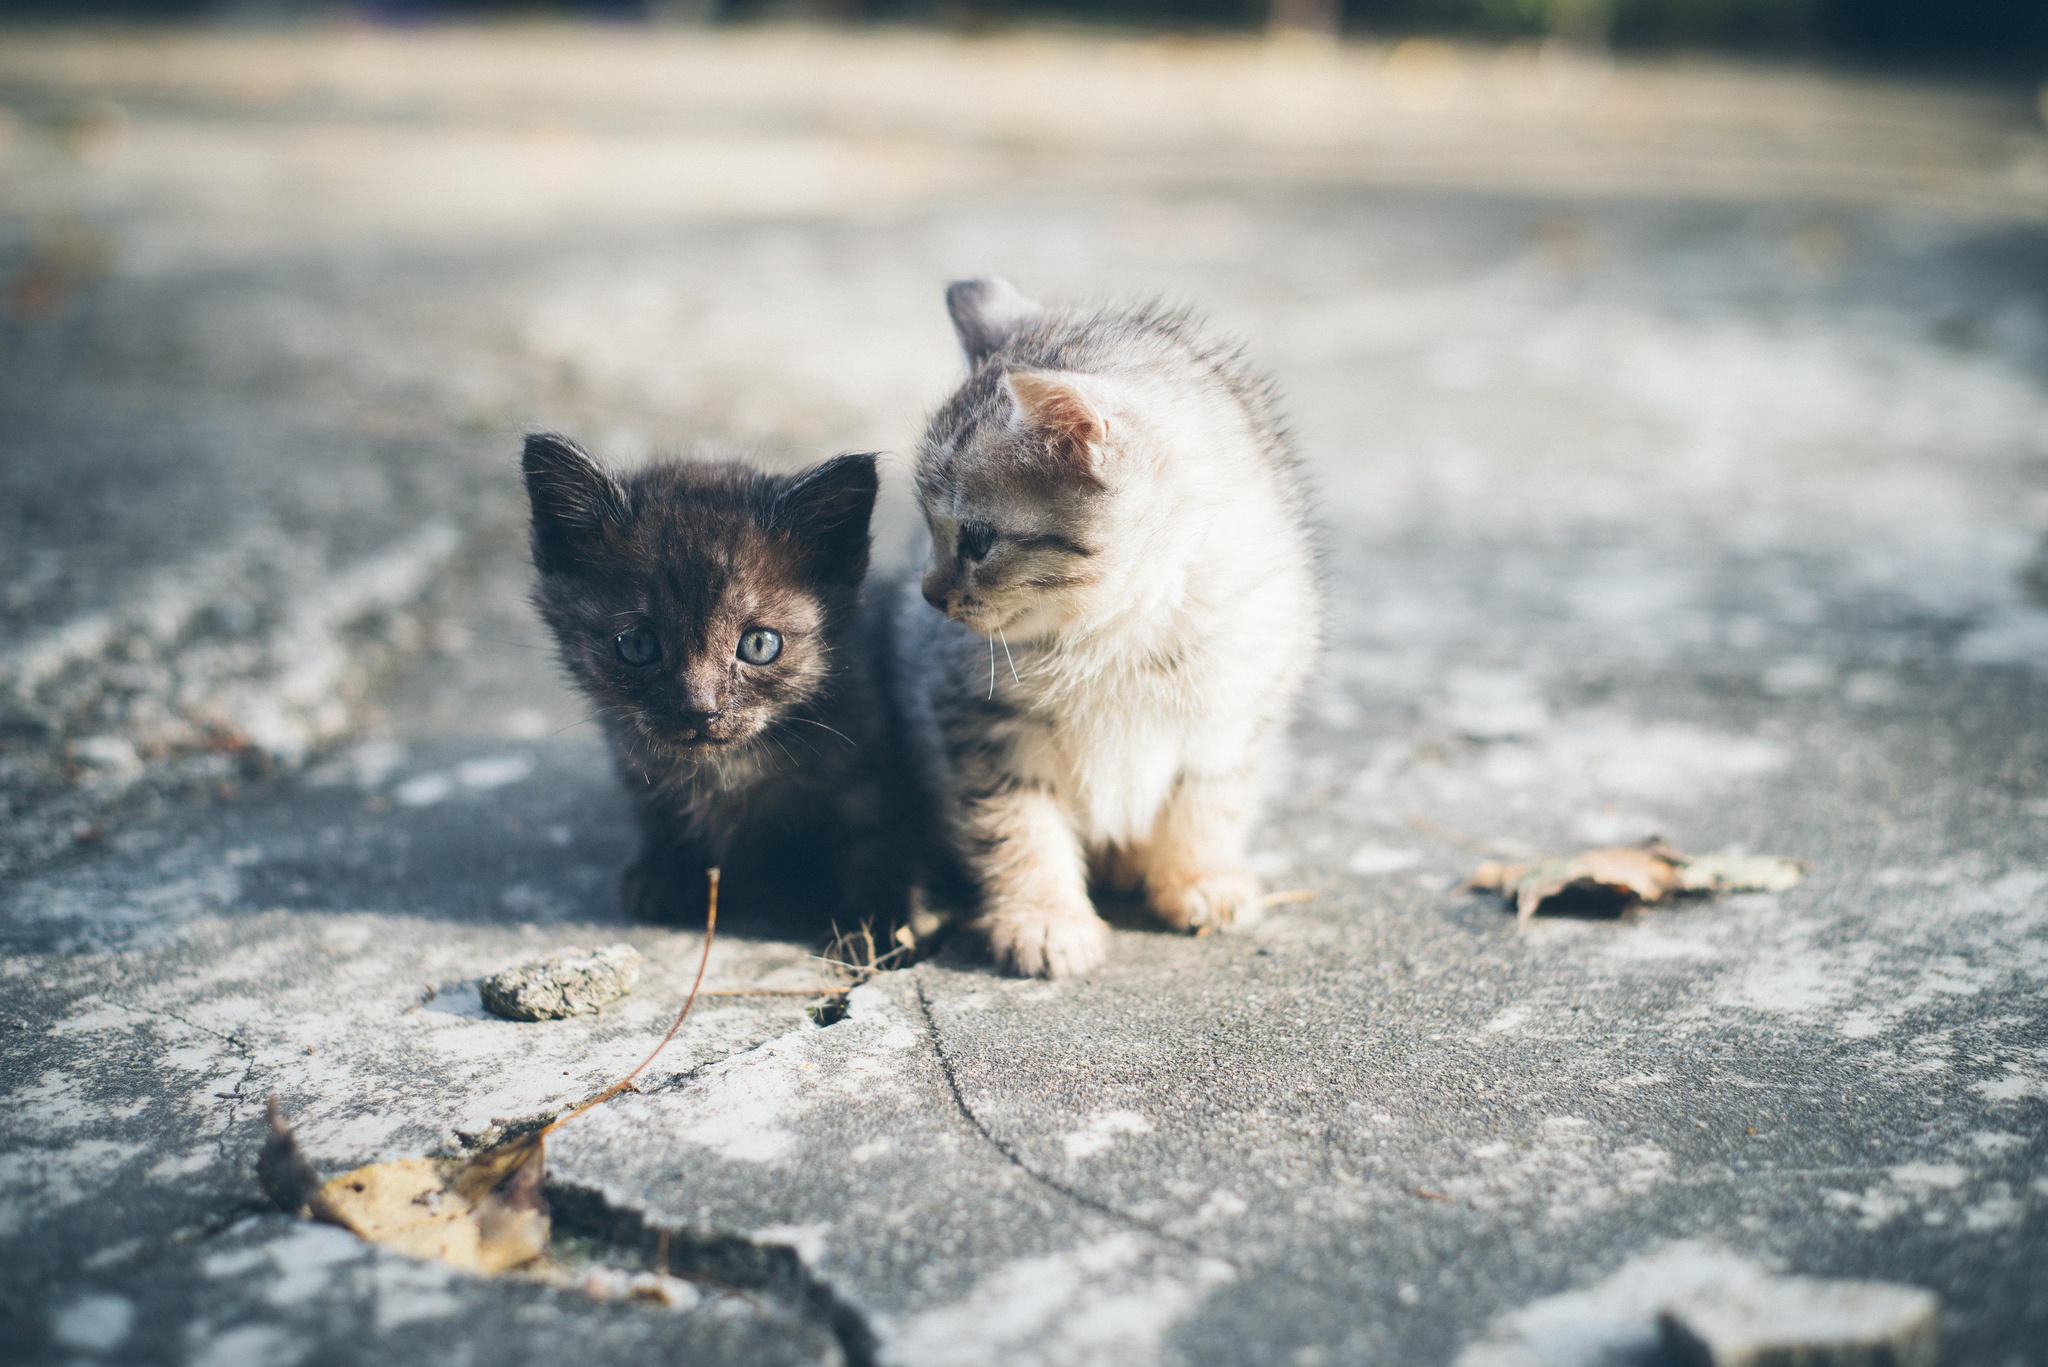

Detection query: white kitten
(896, 279), (1320, 977)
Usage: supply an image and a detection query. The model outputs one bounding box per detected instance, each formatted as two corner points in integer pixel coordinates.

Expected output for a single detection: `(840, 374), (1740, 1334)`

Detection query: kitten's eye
(736, 628), (783, 666)
(957, 521), (997, 562)
(613, 627), (661, 667)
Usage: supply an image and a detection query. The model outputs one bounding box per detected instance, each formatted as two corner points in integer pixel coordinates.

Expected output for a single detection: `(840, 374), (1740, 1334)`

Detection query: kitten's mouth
(947, 600), (1009, 635)
(638, 719), (754, 758)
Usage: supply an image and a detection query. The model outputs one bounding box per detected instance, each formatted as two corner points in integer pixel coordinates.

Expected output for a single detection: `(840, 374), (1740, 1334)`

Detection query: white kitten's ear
(1004, 370), (1109, 485)
(523, 432), (628, 573)
(946, 277), (1044, 366)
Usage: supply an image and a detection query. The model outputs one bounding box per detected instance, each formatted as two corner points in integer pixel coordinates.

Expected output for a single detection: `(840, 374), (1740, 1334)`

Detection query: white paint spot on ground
(369, 1254), (463, 1330)
(393, 773), (454, 807)
(1347, 845), (1423, 877)
(306, 738), (407, 788)
(187, 1322), (298, 1367)
(1482, 1006), (1531, 1035)
(1888, 1163), (1966, 1189)
(1972, 1068), (2048, 1102)
(50, 1293), (133, 1352)
(1455, 1242), (1769, 1367)
(886, 1234), (1232, 1367)
(265, 1223), (368, 1306)
(0, 1140), (142, 1237)
(456, 753), (534, 790)
(1063, 1109), (1154, 1160)
(1963, 1187), (2023, 1231)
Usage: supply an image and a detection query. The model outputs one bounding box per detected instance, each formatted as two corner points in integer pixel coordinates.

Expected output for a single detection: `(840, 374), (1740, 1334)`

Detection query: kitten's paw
(621, 857), (704, 923)
(979, 904), (1109, 979)
(1148, 868), (1262, 933)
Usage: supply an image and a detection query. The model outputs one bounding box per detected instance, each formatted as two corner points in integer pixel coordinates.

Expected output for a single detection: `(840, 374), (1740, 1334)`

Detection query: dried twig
(541, 867), (720, 1138)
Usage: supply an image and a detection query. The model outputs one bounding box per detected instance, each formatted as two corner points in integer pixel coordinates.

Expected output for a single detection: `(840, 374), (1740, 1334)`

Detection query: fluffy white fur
(908, 282), (1319, 976)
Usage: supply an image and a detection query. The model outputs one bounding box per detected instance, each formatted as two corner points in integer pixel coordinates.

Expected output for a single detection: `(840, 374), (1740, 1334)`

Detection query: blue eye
(614, 627), (661, 667)
(737, 628), (782, 666)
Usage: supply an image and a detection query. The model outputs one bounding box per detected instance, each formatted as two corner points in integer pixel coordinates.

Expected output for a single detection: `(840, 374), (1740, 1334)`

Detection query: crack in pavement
(912, 975), (1224, 1264)
(108, 1000), (261, 1167)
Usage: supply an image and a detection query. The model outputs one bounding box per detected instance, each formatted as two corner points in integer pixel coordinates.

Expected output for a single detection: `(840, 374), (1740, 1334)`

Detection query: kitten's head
(916, 278), (1123, 641)
(523, 433), (877, 760)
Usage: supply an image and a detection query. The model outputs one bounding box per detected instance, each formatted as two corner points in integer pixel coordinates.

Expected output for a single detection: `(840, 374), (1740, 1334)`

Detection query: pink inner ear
(1005, 371), (1107, 480)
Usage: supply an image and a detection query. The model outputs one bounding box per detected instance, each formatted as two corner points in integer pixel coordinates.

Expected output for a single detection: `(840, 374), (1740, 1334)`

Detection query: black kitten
(523, 432), (912, 928)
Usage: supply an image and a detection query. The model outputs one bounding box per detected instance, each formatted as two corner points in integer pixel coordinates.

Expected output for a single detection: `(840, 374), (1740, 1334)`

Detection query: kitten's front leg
(967, 785), (1106, 978)
(621, 838), (713, 923)
(1144, 769), (1263, 933)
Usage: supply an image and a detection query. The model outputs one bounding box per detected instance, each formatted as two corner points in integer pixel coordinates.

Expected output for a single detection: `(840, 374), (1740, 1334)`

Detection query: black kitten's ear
(523, 432), (627, 573)
(946, 277), (1044, 366)
(775, 452), (877, 584)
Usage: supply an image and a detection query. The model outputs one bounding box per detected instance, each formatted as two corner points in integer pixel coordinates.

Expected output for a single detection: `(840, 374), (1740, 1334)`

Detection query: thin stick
(541, 868), (720, 1137)
(701, 987), (841, 997)
(1259, 888), (1317, 907)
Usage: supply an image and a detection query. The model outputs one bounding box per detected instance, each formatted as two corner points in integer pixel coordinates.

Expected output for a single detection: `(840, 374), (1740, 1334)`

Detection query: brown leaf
(257, 1096), (324, 1216)
(1463, 841), (1803, 920)
(306, 1136), (550, 1276)
(254, 869), (725, 1281)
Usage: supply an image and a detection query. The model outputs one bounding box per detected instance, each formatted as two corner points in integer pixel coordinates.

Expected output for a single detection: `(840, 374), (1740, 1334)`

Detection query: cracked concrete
(4, 22), (2048, 1367)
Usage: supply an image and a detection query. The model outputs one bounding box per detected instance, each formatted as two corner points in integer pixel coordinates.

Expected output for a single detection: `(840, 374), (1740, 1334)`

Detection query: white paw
(1149, 868), (1262, 933)
(980, 904), (1109, 979)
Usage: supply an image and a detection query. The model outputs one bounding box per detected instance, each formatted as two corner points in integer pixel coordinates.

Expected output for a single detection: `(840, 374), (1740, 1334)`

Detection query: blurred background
(6, 10), (2048, 1364)
(2, 0), (2046, 874)
(1, 0), (2044, 69)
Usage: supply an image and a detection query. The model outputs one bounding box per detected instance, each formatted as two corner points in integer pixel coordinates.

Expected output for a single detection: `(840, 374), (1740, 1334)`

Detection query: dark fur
(523, 432), (914, 929)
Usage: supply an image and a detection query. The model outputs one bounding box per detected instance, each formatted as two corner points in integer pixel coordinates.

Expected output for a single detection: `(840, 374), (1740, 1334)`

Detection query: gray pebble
(480, 944), (643, 1021)
(1660, 1276), (1939, 1367)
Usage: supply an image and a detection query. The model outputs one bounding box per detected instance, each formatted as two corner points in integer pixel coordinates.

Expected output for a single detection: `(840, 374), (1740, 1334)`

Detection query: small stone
(479, 944), (642, 1021)
(1659, 1276), (1939, 1367)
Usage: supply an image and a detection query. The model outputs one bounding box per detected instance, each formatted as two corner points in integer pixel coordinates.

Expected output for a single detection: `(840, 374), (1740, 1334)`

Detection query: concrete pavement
(2, 26), (2046, 1366)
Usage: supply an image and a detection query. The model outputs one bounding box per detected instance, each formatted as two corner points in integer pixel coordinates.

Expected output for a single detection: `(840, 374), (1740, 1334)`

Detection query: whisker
(987, 633), (996, 701)
(997, 627), (1022, 686)
(785, 716), (855, 747)
(473, 634), (555, 655)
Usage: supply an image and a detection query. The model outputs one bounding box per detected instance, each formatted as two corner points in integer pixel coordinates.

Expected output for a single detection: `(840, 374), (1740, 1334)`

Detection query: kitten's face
(918, 370), (1113, 642)
(524, 437), (876, 762)
(917, 457), (1104, 641)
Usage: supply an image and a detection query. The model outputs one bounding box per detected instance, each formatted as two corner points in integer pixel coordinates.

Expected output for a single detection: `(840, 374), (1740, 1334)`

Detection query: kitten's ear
(1004, 370), (1109, 486)
(775, 452), (878, 583)
(523, 432), (628, 573)
(946, 277), (1043, 366)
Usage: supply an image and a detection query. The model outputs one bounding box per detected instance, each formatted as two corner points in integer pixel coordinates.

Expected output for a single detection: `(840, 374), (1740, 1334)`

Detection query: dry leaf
(1463, 841), (1803, 920)
(257, 871), (724, 1279)
(261, 1100), (551, 1275)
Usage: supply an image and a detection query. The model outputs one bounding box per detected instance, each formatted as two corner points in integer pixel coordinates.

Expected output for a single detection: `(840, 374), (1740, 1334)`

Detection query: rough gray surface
(479, 944), (643, 1022)
(2, 25), (2046, 1367)
(1658, 1276), (1940, 1367)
